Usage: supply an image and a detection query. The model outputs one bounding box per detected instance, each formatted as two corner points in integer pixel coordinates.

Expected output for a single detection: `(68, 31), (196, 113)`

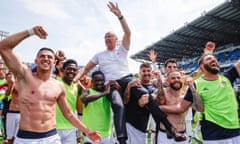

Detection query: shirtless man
(5, 72), (19, 144)
(157, 70), (188, 144)
(0, 26), (101, 144)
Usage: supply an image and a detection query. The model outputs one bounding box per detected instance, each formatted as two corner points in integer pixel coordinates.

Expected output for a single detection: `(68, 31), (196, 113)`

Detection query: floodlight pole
(0, 30), (9, 40)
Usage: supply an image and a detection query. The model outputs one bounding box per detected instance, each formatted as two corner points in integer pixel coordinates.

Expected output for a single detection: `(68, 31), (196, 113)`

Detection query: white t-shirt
(91, 44), (130, 82)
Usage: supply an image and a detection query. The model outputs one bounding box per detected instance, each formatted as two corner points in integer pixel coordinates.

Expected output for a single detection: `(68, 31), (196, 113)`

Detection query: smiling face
(63, 64), (78, 81)
(92, 72), (105, 92)
(139, 63), (153, 84)
(35, 49), (55, 73)
(200, 55), (220, 74)
(166, 71), (183, 91)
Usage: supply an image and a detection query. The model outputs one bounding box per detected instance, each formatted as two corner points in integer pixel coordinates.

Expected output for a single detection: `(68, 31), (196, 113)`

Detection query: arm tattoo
(188, 83), (203, 111)
(153, 77), (165, 98)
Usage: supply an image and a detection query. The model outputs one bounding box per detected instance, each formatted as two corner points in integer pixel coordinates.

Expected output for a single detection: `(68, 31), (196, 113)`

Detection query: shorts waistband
(8, 110), (20, 113)
(17, 129), (57, 139)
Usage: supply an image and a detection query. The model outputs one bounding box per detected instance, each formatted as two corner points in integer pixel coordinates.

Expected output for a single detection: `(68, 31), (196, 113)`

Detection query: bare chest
(165, 94), (183, 105)
(18, 78), (61, 106)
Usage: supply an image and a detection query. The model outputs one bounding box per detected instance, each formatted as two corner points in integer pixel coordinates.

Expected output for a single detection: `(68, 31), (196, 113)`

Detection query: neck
(35, 72), (51, 81)
(202, 73), (219, 80)
(166, 87), (181, 97)
(107, 45), (116, 51)
(141, 80), (151, 85)
(63, 77), (72, 85)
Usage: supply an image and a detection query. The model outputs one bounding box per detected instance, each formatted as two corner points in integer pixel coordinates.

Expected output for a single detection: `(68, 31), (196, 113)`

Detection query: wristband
(27, 28), (35, 36)
(118, 15), (124, 20)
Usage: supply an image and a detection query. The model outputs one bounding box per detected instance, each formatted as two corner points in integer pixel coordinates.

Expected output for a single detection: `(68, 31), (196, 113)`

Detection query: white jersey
(91, 44), (130, 82)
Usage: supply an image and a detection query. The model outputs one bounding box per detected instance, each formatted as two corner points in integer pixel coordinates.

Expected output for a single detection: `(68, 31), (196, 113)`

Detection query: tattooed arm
(186, 77), (204, 112)
(152, 71), (165, 99)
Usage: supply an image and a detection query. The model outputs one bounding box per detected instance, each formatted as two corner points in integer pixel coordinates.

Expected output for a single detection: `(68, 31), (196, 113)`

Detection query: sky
(1, 0), (226, 73)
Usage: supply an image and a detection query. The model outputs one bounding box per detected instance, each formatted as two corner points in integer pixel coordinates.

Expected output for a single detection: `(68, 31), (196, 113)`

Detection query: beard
(203, 63), (219, 74)
(169, 82), (182, 91)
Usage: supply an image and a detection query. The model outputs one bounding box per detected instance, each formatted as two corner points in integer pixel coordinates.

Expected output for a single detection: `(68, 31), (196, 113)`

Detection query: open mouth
(210, 62), (218, 68)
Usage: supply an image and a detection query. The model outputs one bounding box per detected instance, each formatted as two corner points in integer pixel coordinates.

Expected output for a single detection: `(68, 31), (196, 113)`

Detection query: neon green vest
(56, 78), (78, 129)
(82, 88), (112, 137)
(195, 75), (239, 129)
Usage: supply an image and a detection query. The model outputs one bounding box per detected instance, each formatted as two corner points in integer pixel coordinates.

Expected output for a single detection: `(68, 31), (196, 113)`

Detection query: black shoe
(118, 138), (127, 144)
(166, 127), (187, 142)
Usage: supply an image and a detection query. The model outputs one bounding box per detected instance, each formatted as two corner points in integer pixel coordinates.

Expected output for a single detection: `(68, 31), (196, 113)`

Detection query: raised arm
(0, 26), (47, 78)
(108, 2), (131, 50)
(152, 71), (165, 98)
(148, 49), (159, 71)
(73, 61), (96, 82)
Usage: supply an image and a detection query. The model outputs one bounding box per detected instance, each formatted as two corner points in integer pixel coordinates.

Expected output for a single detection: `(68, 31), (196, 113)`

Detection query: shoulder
(48, 78), (64, 90)
(91, 50), (107, 62)
(118, 44), (128, 53)
(16, 64), (32, 80)
(95, 50), (107, 56)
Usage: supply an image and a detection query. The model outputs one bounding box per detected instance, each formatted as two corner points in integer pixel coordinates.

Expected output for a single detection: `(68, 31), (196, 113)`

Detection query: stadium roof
(131, 0), (240, 64)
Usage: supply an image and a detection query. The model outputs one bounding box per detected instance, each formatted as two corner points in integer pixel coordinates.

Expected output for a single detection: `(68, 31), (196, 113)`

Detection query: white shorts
(14, 133), (61, 144)
(57, 128), (78, 144)
(126, 122), (147, 144)
(84, 135), (114, 144)
(6, 111), (20, 140)
(203, 135), (240, 144)
(157, 129), (188, 144)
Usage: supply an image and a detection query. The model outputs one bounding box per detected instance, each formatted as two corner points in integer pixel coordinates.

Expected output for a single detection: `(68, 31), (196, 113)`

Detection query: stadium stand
(131, 0), (240, 74)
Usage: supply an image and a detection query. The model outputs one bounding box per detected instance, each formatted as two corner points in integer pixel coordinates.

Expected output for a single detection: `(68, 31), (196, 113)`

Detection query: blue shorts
(17, 129), (57, 139)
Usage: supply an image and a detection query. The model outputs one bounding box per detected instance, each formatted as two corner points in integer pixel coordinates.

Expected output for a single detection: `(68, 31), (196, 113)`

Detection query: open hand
(85, 130), (101, 143)
(107, 2), (122, 17)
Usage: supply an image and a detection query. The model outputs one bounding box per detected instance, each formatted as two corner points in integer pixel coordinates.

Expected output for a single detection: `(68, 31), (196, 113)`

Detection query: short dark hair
(6, 71), (13, 76)
(166, 70), (181, 77)
(62, 59), (78, 70)
(140, 62), (152, 70)
(36, 47), (55, 57)
(164, 58), (177, 68)
(91, 70), (105, 81)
